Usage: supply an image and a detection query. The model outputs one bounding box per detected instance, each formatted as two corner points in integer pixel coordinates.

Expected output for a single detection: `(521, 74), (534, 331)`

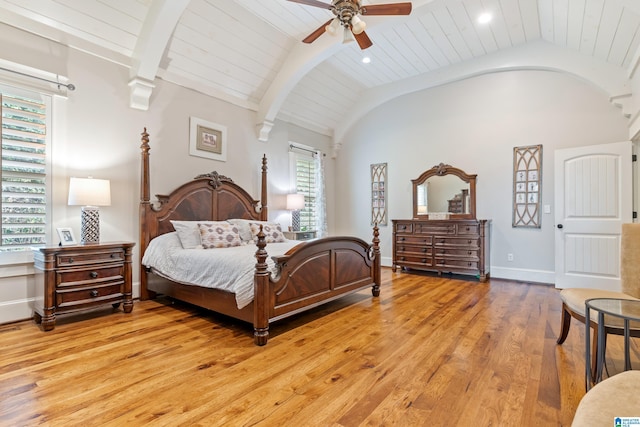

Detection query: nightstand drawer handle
(90, 271), (99, 279)
(90, 290), (99, 298)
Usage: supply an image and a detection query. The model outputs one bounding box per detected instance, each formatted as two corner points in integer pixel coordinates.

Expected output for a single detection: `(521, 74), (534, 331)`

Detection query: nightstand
(32, 241), (135, 331)
(283, 230), (317, 241)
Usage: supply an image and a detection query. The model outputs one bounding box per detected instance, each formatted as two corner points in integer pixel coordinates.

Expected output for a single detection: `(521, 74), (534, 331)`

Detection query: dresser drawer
(433, 237), (480, 248)
(394, 222), (413, 233)
(415, 223), (455, 235)
(456, 224), (479, 235)
(433, 248), (479, 258)
(434, 258), (479, 271)
(56, 281), (125, 308)
(396, 245), (432, 256)
(57, 265), (124, 287)
(396, 235), (432, 245)
(56, 249), (124, 268)
(396, 255), (433, 266)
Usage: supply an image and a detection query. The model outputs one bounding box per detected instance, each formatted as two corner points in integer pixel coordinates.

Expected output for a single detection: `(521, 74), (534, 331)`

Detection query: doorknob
(557, 224), (563, 229)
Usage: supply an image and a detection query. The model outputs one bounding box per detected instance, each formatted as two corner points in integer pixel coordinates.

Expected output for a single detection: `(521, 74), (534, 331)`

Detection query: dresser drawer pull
(465, 227), (470, 231)
(90, 290), (99, 298)
(90, 271), (99, 279)
(468, 240), (472, 244)
(68, 257), (74, 263)
(400, 237), (405, 241)
(468, 251), (472, 255)
(422, 248), (427, 253)
(111, 253), (116, 258)
(400, 247), (405, 251)
(421, 258), (427, 263)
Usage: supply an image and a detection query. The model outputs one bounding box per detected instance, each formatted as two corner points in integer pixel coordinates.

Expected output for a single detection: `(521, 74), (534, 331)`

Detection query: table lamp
(286, 193), (305, 231)
(68, 177), (111, 244)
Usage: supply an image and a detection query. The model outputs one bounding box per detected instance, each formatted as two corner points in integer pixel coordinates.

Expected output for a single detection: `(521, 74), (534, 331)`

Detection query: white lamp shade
(286, 193), (305, 210)
(68, 177), (111, 206)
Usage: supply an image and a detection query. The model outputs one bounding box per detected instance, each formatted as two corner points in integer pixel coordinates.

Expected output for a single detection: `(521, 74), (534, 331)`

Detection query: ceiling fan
(288, 0), (412, 50)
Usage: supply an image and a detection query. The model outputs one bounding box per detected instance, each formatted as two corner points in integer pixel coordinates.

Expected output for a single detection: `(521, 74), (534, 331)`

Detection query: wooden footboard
(253, 225), (380, 345)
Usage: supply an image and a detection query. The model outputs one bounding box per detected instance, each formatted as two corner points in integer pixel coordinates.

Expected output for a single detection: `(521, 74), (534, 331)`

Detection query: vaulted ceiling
(2, 0), (640, 145)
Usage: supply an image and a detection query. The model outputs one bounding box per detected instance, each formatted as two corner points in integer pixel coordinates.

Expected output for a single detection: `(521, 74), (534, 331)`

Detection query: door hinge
(634, 212), (638, 219)
(633, 154), (637, 162)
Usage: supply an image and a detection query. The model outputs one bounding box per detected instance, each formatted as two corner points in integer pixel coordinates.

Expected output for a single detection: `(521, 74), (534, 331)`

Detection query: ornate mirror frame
(412, 163), (477, 220)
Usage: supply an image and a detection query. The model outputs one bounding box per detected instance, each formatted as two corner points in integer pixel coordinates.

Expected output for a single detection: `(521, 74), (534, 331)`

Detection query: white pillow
(170, 220), (205, 249)
(249, 222), (286, 243)
(198, 222), (243, 249)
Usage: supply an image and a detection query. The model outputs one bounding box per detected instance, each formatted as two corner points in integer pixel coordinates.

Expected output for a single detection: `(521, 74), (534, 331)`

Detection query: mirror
(412, 163), (477, 219)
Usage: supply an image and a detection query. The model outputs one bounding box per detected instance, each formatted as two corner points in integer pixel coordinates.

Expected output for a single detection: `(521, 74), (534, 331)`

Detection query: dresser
(392, 219), (490, 281)
(33, 241), (135, 330)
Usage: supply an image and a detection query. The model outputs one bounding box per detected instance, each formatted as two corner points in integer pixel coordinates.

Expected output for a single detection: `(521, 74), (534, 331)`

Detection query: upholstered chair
(556, 223), (640, 380)
(571, 370), (640, 426)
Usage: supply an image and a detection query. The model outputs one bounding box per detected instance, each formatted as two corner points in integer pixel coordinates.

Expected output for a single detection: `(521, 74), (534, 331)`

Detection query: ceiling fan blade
(354, 30), (373, 50)
(287, 0), (333, 10)
(361, 2), (412, 15)
(302, 19), (334, 43)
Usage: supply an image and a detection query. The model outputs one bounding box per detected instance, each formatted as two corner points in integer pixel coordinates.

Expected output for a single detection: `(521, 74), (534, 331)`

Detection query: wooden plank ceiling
(1, 0), (639, 138)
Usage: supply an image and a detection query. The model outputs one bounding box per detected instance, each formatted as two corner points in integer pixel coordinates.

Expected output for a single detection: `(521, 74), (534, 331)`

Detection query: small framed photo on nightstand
(57, 227), (77, 246)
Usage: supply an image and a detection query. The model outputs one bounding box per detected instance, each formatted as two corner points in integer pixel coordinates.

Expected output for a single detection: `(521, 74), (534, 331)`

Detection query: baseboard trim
(0, 298), (34, 324)
(381, 257), (554, 285)
(489, 266), (555, 285)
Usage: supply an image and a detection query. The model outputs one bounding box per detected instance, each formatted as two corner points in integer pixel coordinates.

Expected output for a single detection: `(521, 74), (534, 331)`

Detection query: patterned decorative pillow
(249, 222), (286, 243)
(198, 222), (243, 249)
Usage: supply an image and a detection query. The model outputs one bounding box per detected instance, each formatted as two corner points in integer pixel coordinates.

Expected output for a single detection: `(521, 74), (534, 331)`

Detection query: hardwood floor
(1, 268), (636, 426)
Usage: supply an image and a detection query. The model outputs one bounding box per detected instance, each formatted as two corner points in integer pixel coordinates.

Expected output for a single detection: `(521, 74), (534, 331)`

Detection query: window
(291, 147), (317, 232)
(1, 85), (50, 253)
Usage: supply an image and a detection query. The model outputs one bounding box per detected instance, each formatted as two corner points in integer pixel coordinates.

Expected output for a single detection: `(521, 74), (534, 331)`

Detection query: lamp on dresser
(286, 193), (305, 231)
(67, 177), (111, 245)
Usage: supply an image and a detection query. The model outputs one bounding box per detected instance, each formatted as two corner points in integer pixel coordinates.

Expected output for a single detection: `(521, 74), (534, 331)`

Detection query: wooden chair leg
(557, 303), (572, 345)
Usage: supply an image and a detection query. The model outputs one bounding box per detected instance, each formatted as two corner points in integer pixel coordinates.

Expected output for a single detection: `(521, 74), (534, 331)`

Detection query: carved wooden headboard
(138, 128), (268, 295)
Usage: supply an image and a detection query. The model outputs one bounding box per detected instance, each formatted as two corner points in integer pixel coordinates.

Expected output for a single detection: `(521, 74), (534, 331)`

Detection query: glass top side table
(585, 298), (640, 390)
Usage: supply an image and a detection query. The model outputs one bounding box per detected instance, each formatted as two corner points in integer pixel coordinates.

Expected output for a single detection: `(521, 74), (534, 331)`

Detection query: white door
(554, 141), (633, 290)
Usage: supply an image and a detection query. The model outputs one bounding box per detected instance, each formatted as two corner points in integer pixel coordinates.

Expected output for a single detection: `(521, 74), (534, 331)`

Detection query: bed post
(139, 128), (151, 300)
(253, 226), (270, 345)
(372, 224), (381, 297)
(260, 154), (268, 221)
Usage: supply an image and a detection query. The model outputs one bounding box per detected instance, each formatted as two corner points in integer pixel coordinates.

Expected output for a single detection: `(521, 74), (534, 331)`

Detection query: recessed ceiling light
(362, 56), (371, 64)
(478, 12), (492, 24)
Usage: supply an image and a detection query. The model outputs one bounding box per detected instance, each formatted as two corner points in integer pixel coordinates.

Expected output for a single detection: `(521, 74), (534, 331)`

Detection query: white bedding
(142, 232), (300, 309)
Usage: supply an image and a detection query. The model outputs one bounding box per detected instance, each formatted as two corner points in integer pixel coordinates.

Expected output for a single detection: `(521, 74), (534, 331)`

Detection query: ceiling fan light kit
(290, 0), (412, 50)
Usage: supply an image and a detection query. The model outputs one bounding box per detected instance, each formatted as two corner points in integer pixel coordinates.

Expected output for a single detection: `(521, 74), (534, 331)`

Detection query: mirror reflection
(416, 175), (470, 215)
(412, 163), (477, 220)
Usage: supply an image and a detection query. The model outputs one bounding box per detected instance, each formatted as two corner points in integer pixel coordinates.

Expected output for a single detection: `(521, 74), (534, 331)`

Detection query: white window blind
(1, 89), (48, 252)
(292, 149), (317, 232)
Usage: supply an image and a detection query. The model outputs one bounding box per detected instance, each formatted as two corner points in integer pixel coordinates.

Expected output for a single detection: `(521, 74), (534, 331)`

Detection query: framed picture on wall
(513, 144), (542, 228)
(371, 163), (388, 226)
(189, 117), (227, 162)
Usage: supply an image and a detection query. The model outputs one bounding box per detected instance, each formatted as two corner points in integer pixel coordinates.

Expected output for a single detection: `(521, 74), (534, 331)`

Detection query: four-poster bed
(138, 128), (380, 345)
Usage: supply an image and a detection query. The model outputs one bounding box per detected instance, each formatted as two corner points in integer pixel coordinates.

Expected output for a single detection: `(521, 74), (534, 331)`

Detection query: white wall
(0, 24), (334, 324)
(334, 70), (632, 283)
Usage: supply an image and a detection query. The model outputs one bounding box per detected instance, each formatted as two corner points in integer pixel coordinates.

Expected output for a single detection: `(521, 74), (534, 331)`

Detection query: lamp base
(291, 210), (301, 232)
(81, 206), (100, 245)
